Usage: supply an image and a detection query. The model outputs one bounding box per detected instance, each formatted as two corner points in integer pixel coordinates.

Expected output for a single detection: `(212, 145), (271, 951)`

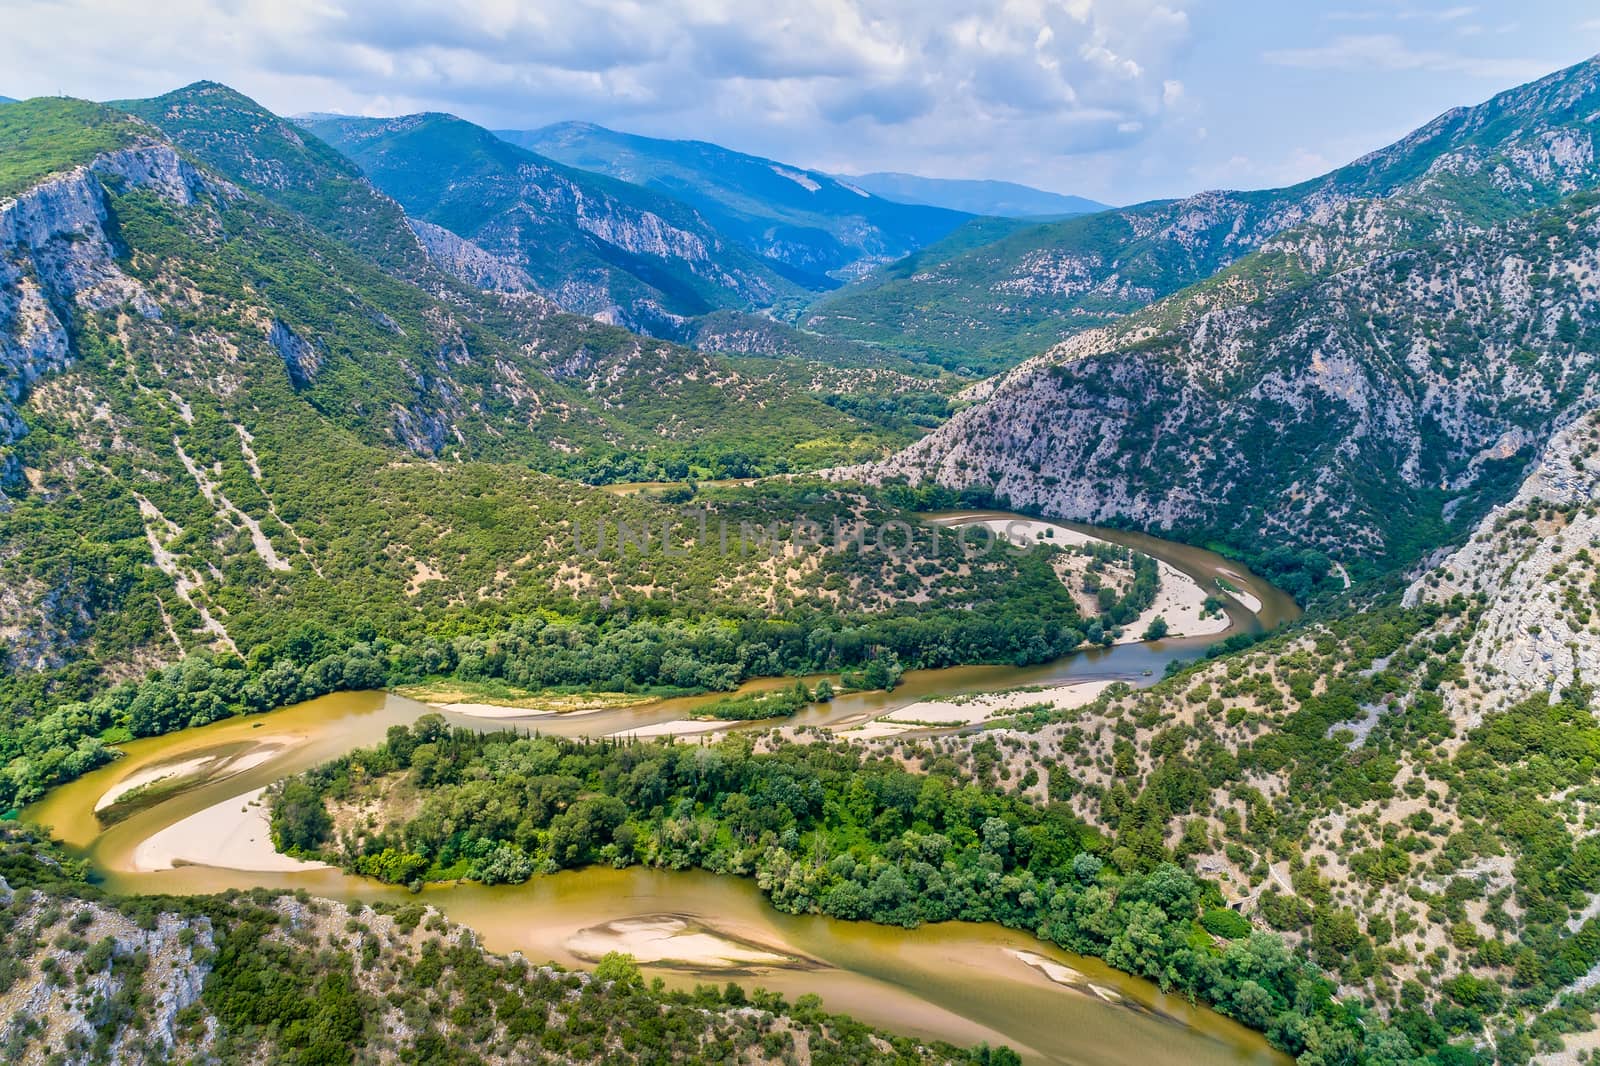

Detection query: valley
(4, 37), (1600, 1066)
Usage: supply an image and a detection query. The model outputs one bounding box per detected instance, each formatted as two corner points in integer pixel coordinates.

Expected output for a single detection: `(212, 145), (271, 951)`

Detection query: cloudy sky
(3, 0), (1596, 203)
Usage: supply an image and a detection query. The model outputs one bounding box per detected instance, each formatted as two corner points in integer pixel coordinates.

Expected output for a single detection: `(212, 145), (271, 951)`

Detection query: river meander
(25, 514), (1297, 1066)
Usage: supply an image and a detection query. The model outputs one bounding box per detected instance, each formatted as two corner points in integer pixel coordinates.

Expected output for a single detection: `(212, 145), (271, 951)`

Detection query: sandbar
(132, 786), (329, 873)
(567, 916), (795, 968)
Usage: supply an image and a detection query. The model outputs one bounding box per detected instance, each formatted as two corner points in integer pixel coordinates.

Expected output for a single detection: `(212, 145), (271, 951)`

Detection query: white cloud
(0, 0), (1206, 199)
(1263, 34), (1549, 80)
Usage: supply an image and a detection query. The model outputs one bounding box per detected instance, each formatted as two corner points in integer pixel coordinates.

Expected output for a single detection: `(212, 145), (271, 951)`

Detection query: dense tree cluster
(274, 721), (1447, 1063)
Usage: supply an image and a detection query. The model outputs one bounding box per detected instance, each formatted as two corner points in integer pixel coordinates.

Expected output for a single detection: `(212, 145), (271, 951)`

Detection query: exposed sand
(882, 680), (1116, 728)
(1009, 950), (1127, 1006)
(838, 720), (920, 740)
(95, 756), (214, 813)
(1219, 585), (1264, 613)
(1126, 559), (1231, 641)
(566, 916), (795, 968)
(433, 700), (625, 719)
(132, 786), (329, 873)
(959, 518), (1230, 641)
(94, 740), (293, 813)
(607, 719), (729, 740)
(1010, 949), (1088, 987)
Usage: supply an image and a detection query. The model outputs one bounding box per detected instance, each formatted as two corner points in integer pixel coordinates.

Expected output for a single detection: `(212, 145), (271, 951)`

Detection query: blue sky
(2, 0), (1596, 203)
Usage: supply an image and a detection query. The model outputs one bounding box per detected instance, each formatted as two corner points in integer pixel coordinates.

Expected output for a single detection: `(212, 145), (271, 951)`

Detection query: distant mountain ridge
(841, 172), (1110, 218)
(303, 112), (810, 338)
(845, 53), (1600, 574)
(501, 121), (971, 284)
(807, 52), (1600, 373)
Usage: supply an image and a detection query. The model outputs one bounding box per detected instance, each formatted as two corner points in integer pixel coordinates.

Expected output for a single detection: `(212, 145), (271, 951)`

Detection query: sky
(2, 0), (1596, 204)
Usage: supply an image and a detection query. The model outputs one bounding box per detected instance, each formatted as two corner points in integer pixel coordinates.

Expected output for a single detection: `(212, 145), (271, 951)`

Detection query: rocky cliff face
(1406, 406), (1600, 721)
(0, 144), (224, 490)
(406, 218), (537, 295)
(844, 159), (1600, 570)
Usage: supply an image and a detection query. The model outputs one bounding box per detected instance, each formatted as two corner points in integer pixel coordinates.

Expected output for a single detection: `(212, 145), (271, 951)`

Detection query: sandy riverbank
(872, 680), (1117, 729)
(1217, 569), (1265, 613)
(1128, 559), (1231, 640)
(566, 916), (796, 968)
(131, 786), (330, 873)
(963, 518), (1228, 641)
(437, 702), (558, 719)
(607, 718), (729, 740)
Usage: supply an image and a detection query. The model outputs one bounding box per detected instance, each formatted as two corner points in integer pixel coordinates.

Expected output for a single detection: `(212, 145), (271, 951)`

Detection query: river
(24, 513), (1296, 1066)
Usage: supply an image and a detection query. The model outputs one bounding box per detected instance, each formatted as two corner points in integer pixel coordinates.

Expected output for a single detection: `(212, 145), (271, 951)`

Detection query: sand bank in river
(132, 786), (329, 873)
(958, 519), (1228, 642)
(434, 701), (622, 719)
(607, 719), (728, 740)
(94, 739), (294, 814)
(1009, 950), (1126, 1006)
(567, 916), (797, 968)
(438, 702), (556, 719)
(1217, 569), (1265, 613)
(1128, 559), (1231, 640)
(873, 680), (1117, 729)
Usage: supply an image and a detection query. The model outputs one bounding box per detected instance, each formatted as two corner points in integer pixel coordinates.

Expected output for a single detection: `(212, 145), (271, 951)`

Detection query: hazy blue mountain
(501, 121), (971, 284)
(843, 172), (1110, 218)
(303, 113), (809, 336)
(0, 96), (16, 105)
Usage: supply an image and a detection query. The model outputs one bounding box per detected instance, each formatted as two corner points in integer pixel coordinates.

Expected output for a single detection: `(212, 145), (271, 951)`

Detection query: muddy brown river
(25, 514), (1296, 1066)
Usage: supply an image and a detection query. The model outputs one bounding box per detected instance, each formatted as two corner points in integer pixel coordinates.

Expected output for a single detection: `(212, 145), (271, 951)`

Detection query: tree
(1142, 616), (1169, 641)
(270, 779), (331, 854)
(594, 951), (641, 986)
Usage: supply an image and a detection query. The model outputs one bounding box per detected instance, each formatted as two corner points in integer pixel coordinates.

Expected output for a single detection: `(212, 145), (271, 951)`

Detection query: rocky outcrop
(268, 318), (323, 388)
(1406, 407), (1600, 717)
(406, 217), (536, 294)
(0, 145), (224, 483)
(0, 892), (217, 1063)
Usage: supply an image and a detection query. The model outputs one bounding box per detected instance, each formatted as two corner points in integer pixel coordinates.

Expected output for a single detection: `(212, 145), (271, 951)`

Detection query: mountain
(501, 121), (971, 283)
(807, 54), (1600, 374)
(0, 87), (947, 687)
(845, 55), (1600, 576)
(0, 96), (15, 105)
(883, 409), (1600, 1052)
(843, 172), (1110, 218)
(301, 112), (809, 338)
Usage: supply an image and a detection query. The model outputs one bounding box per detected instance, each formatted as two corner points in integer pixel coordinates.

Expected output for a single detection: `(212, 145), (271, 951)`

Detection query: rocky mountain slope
(807, 54), (1600, 373)
(505, 121), (971, 285)
(862, 407), (1600, 1062)
(843, 57), (1600, 576)
(841, 172), (1109, 219)
(0, 92), (975, 686)
(303, 113), (811, 338)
